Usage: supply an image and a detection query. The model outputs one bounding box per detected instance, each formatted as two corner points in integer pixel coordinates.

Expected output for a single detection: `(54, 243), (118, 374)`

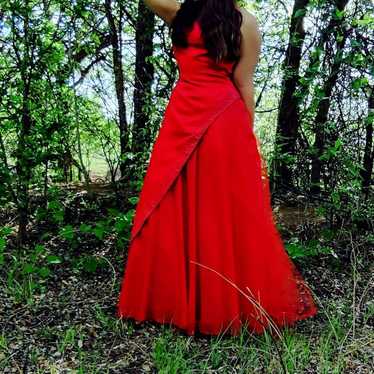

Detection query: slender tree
(271, 0), (310, 194)
(104, 0), (131, 182)
(132, 0), (155, 171)
(361, 86), (373, 197)
(310, 0), (350, 195)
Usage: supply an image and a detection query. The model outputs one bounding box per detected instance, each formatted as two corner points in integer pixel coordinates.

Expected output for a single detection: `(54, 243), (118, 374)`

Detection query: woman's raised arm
(144, 0), (181, 24)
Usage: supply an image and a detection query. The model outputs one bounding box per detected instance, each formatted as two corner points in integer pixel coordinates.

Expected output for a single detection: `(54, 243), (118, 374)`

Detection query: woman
(117, 0), (318, 336)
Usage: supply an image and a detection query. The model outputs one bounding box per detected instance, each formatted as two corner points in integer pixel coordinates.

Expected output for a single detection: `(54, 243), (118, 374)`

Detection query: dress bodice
(172, 21), (237, 84)
(130, 23), (250, 244)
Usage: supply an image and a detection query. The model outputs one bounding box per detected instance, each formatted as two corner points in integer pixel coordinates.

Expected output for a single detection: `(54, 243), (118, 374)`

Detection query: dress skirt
(116, 94), (318, 336)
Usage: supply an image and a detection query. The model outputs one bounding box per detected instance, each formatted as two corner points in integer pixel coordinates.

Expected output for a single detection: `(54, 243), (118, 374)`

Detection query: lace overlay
(290, 261), (317, 316)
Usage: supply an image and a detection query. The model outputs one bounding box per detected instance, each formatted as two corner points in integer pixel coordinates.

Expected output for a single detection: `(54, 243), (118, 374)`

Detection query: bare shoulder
(238, 7), (258, 24)
(238, 7), (261, 36)
(235, 7), (262, 66)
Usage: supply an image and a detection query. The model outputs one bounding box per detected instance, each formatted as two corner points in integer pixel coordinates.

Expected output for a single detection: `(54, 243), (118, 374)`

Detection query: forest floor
(0, 188), (373, 373)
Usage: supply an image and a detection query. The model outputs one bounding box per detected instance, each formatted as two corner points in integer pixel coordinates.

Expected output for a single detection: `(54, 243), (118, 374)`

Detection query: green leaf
(46, 255), (62, 264)
(114, 215), (129, 233)
(352, 13), (374, 27)
(35, 244), (45, 255)
(60, 225), (75, 241)
(334, 9), (345, 20)
(23, 263), (37, 274)
(93, 227), (104, 240)
(82, 256), (100, 273)
(38, 267), (51, 278)
(0, 238), (6, 252)
(0, 227), (13, 236)
(294, 9), (307, 18)
(107, 208), (120, 217)
(128, 196), (139, 205)
(351, 77), (369, 90)
(93, 222), (108, 240)
(79, 223), (92, 233)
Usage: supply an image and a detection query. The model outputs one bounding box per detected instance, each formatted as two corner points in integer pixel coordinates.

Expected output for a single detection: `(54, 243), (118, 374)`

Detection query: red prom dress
(117, 20), (318, 336)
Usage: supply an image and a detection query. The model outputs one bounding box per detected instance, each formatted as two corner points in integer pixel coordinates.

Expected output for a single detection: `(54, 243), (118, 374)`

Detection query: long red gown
(116, 20), (318, 336)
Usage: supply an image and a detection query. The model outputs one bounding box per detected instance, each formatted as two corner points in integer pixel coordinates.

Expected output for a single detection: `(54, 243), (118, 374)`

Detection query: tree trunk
(16, 80), (32, 245)
(104, 0), (130, 183)
(271, 0), (309, 194)
(310, 0), (350, 195)
(132, 0), (155, 171)
(15, 5), (33, 245)
(361, 86), (373, 197)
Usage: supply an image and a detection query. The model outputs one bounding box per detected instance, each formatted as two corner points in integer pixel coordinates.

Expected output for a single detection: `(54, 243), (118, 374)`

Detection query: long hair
(171, 0), (243, 64)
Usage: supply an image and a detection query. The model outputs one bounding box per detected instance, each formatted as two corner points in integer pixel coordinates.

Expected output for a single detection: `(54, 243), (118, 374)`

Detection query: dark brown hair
(171, 0), (243, 63)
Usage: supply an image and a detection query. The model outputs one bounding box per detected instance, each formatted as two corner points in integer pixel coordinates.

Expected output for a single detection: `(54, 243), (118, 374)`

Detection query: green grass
(1, 224), (372, 372)
(150, 300), (373, 374)
(1, 293), (372, 373)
